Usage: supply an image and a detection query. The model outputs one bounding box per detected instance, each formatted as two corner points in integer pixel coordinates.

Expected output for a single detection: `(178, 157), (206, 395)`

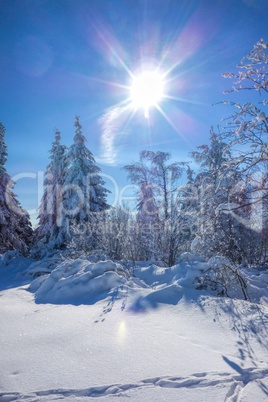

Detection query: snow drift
(29, 259), (126, 304)
(24, 253), (268, 309)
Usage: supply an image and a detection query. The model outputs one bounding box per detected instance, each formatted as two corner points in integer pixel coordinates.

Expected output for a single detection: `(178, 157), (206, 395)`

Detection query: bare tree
(124, 151), (185, 265)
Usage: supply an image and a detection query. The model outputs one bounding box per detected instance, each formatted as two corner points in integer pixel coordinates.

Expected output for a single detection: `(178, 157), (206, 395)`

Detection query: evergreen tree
(0, 123), (32, 255)
(63, 116), (110, 251)
(34, 129), (67, 254)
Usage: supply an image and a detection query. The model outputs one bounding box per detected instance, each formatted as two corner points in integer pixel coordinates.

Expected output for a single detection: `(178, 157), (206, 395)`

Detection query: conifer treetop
(54, 128), (61, 146)
(0, 122), (8, 170)
(74, 116), (86, 144)
(68, 116), (95, 164)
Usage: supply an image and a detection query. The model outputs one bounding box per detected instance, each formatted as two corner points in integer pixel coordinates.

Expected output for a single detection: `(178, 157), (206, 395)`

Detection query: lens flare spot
(117, 320), (126, 344)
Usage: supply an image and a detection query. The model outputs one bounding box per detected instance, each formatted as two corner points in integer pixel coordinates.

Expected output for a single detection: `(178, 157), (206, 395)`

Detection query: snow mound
(130, 261), (210, 311)
(243, 268), (268, 306)
(30, 259), (126, 304)
(27, 254), (268, 308)
(131, 283), (185, 312)
(28, 256), (63, 278)
(134, 260), (208, 288)
(135, 264), (178, 286)
(28, 257), (209, 307)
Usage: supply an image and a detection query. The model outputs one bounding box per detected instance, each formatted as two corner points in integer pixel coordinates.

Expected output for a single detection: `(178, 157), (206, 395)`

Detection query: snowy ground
(1, 255), (268, 401)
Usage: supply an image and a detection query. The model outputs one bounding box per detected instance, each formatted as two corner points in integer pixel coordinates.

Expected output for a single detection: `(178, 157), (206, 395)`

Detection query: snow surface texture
(0, 253), (268, 401)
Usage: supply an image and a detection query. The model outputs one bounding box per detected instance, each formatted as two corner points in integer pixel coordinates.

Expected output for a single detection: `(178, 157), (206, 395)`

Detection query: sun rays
(90, 12), (216, 165)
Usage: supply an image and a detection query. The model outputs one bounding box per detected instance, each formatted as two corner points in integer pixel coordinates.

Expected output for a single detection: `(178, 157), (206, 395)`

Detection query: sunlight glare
(130, 70), (165, 118)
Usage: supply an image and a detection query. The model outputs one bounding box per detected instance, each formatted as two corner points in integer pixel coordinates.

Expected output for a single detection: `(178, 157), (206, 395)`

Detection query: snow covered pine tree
(63, 116), (110, 252)
(34, 129), (68, 255)
(0, 123), (32, 255)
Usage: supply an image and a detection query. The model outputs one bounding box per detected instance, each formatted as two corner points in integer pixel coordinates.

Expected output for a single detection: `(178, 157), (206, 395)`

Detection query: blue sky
(1, 0), (268, 225)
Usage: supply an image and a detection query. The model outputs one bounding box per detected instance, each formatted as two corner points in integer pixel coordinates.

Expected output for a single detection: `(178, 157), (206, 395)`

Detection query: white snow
(1, 254), (268, 401)
(190, 237), (201, 252)
(256, 111), (267, 121)
(215, 202), (239, 215)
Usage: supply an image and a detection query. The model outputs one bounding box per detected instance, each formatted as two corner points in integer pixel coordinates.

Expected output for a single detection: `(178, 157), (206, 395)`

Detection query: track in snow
(1, 365), (268, 401)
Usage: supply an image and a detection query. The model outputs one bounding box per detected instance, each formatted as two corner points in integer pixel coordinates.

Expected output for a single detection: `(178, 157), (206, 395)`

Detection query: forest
(1, 39), (268, 298)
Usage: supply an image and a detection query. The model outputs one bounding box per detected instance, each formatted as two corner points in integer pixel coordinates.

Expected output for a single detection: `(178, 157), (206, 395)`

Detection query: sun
(130, 70), (165, 118)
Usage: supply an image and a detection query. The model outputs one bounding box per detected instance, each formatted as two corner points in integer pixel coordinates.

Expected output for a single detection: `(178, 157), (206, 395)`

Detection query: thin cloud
(98, 104), (132, 165)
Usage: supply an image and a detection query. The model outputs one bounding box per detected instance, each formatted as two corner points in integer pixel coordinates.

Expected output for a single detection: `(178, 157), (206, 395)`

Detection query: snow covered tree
(0, 123), (32, 255)
(102, 207), (138, 262)
(221, 39), (268, 167)
(141, 151), (183, 221)
(174, 165), (197, 255)
(124, 151), (185, 265)
(219, 39), (268, 263)
(189, 127), (259, 264)
(63, 116), (110, 252)
(141, 151), (184, 265)
(34, 129), (68, 255)
(124, 152), (160, 260)
(190, 129), (243, 261)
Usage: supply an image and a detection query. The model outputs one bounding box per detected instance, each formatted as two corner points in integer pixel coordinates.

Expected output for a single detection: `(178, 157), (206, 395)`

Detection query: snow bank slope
(29, 259), (126, 304)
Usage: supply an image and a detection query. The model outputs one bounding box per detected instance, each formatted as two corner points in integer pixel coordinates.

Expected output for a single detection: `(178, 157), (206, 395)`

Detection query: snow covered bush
(195, 256), (249, 300)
